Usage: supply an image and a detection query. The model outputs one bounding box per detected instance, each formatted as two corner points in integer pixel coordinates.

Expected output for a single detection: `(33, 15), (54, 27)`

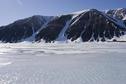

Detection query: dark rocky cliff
(0, 9), (126, 43)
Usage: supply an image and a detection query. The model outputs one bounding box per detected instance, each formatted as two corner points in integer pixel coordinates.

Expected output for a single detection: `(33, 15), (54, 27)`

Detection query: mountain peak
(0, 8), (126, 43)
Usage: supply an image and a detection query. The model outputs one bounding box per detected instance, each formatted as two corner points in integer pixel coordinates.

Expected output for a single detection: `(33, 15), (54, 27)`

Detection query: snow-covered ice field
(0, 42), (126, 84)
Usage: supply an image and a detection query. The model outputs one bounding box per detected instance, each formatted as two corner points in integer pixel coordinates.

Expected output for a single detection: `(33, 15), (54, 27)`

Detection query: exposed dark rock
(66, 9), (126, 42)
(106, 8), (126, 20)
(35, 15), (72, 42)
(0, 9), (126, 43)
(0, 15), (53, 42)
(124, 20), (126, 25)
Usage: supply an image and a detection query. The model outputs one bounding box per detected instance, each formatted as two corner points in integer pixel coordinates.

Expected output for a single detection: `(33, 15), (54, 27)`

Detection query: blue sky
(0, 0), (126, 26)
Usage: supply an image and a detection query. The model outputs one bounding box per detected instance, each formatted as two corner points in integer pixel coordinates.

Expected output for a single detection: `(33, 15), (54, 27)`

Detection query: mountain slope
(0, 15), (54, 42)
(106, 8), (126, 20)
(0, 8), (126, 43)
(66, 9), (126, 42)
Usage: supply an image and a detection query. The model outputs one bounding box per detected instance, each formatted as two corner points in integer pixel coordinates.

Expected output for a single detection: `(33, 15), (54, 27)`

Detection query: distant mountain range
(0, 8), (126, 43)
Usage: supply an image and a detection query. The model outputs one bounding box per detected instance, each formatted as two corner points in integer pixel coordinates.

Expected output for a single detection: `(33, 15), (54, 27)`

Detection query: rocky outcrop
(35, 15), (72, 42)
(0, 15), (53, 42)
(66, 9), (126, 42)
(106, 8), (126, 20)
(0, 8), (126, 43)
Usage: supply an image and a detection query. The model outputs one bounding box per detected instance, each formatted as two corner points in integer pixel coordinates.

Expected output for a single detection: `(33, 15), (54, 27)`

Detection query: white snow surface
(0, 42), (126, 84)
(56, 20), (71, 41)
(123, 16), (126, 20)
(71, 9), (89, 15)
(101, 12), (126, 28)
(24, 16), (56, 42)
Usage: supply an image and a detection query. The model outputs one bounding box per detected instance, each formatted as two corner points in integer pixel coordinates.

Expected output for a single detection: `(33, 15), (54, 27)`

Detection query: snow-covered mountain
(106, 8), (126, 20)
(0, 8), (126, 43)
(0, 15), (55, 42)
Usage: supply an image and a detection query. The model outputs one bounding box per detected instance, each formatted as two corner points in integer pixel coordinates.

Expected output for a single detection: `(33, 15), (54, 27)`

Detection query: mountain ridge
(0, 8), (126, 43)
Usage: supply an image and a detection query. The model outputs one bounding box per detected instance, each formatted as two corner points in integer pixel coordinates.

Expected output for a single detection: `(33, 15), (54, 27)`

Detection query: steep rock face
(0, 8), (126, 43)
(106, 8), (126, 20)
(66, 9), (126, 42)
(124, 20), (126, 25)
(0, 15), (53, 42)
(35, 15), (72, 42)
